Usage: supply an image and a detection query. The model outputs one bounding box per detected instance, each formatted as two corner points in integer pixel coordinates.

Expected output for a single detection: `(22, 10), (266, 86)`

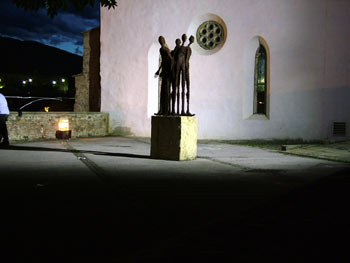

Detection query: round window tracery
(196, 20), (224, 50)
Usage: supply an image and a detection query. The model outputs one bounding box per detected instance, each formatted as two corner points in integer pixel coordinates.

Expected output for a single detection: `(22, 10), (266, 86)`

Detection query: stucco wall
(100, 0), (350, 140)
(7, 112), (108, 141)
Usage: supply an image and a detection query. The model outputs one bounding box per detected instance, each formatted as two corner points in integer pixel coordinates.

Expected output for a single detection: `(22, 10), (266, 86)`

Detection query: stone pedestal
(151, 116), (197, 161)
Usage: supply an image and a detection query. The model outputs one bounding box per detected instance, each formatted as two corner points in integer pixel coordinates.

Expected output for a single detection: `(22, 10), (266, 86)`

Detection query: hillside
(0, 36), (82, 75)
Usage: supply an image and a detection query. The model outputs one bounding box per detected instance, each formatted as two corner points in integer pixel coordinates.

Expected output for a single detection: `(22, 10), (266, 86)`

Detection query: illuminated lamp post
(56, 118), (72, 139)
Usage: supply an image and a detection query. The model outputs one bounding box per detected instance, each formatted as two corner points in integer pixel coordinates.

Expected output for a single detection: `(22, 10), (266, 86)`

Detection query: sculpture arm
(185, 47), (192, 65)
(165, 49), (174, 70)
(155, 65), (162, 77)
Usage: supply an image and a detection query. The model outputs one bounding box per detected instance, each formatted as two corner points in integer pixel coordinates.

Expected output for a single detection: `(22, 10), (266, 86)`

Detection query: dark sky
(0, 0), (101, 56)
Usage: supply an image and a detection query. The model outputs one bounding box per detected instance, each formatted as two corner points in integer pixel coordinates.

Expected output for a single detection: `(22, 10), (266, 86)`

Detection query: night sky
(0, 1), (102, 56)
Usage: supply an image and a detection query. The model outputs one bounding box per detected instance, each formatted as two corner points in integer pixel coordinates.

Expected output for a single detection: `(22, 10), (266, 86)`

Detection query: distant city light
(28, 78), (32, 82)
(52, 80), (57, 85)
(44, 106), (50, 112)
(22, 80), (27, 84)
(61, 78), (65, 83)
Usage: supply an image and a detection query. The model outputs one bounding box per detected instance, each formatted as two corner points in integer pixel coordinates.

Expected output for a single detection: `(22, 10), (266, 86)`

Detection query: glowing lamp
(58, 119), (69, 131)
(44, 107), (50, 112)
(56, 119), (72, 139)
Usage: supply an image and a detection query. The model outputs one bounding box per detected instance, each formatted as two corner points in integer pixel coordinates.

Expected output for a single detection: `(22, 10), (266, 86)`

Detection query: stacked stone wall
(88, 27), (101, 112)
(74, 27), (101, 112)
(7, 112), (108, 142)
(73, 73), (89, 112)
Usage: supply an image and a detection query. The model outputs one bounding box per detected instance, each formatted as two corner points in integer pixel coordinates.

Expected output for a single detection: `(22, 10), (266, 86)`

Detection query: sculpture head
(175, 38), (181, 46)
(181, 34), (187, 45)
(158, 36), (166, 46)
(189, 35), (195, 45)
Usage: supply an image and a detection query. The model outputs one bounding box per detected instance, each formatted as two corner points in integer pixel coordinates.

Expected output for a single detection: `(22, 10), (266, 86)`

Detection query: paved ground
(283, 141), (350, 163)
(0, 137), (349, 262)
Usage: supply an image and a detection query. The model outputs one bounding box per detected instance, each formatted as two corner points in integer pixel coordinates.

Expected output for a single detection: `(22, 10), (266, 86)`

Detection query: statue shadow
(1, 145), (150, 160)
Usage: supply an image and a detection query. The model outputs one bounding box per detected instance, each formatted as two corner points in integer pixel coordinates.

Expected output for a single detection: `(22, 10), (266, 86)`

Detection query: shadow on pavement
(0, 144), (150, 159)
(0, 167), (349, 262)
(1, 141), (350, 262)
(125, 167), (350, 262)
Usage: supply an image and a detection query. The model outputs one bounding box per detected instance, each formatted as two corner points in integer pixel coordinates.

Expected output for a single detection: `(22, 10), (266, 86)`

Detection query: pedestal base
(151, 116), (197, 161)
(55, 130), (72, 139)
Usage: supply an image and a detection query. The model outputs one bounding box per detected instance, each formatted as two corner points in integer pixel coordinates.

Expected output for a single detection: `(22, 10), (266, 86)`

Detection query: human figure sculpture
(174, 34), (187, 115)
(155, 34), (195, 116)
(155, 36), (173, 115)
(170, 39), (181, 115)
(185, 35), (195, 116)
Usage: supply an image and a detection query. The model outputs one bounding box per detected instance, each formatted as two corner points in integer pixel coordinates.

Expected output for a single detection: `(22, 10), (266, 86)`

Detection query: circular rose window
(196, 20), (225, 50)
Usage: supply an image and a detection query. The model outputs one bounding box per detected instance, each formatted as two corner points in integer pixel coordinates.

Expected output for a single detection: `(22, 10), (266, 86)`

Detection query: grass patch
(198, 139), (325, 151)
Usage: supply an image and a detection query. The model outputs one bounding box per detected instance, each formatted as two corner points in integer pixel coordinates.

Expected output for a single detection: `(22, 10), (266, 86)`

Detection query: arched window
(254, 44), (267, 115)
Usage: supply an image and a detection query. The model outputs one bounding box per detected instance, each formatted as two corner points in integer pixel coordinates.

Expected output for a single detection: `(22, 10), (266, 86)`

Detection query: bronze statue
(171, 39), (181, 115)
(174, 34), (188, 115)
(155, 36), (173, 115)
(155, 34), (195, 116)
(185, 35), (194, 116)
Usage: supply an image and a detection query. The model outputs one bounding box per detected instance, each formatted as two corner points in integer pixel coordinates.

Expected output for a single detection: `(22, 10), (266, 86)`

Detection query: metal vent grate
(333, 122), (347, 136)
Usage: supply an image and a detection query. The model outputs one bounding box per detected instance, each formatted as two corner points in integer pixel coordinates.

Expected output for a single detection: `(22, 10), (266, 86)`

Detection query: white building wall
(100, 0), (350, 140)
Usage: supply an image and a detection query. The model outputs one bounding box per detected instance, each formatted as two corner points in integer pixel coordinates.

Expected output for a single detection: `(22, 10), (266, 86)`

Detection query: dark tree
(12, 0), (117, 18)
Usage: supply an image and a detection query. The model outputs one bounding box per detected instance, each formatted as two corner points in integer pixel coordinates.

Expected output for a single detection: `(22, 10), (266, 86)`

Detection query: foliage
(12, 0), (117, 18)
(0, 73), (75, 97)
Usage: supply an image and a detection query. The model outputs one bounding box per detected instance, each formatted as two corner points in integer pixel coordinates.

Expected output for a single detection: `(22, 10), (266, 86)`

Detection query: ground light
(56, 118), (72, 139)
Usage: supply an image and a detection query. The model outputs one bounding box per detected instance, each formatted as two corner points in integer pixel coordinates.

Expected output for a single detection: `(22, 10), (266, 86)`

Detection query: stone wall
(74, 27), (101, 112)
(73, 73), (89, 112)
(88, 27), (101, 112)
(7, 112), (108, 142)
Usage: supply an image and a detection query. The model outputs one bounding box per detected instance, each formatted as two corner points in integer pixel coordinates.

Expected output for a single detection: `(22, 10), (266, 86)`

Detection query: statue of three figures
(155, 34), (195, 116)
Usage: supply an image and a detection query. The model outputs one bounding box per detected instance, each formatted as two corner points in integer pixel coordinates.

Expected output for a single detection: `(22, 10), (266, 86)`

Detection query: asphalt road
(0, 137), (349, 262)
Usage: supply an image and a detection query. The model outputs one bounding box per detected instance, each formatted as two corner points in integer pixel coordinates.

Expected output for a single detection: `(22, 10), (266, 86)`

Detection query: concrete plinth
(151, 116), (198, 161)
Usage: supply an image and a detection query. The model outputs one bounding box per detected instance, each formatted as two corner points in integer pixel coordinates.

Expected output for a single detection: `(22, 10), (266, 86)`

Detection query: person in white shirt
(0, 93), (10, 146)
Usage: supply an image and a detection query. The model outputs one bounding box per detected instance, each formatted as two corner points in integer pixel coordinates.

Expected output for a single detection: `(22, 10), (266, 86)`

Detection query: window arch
(254, 44), (267, 115)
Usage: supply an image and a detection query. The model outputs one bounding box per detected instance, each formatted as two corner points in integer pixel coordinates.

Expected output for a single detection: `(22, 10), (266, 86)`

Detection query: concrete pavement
(282, 141), (350, 163)
(0, 137), (349, 262)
